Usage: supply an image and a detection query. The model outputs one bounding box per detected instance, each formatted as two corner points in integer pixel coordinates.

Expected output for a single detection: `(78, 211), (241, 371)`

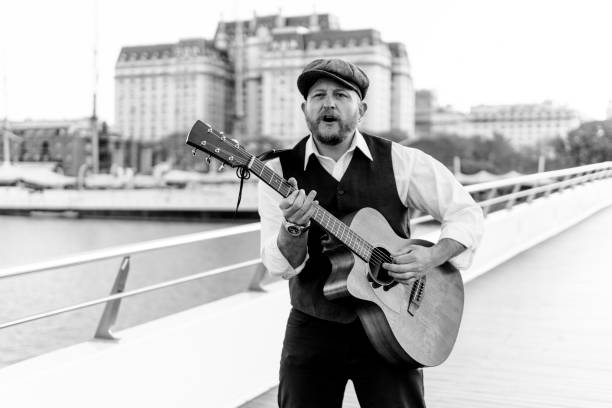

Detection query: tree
(408, 133), (534, 174)
(553, 120), (612, 166)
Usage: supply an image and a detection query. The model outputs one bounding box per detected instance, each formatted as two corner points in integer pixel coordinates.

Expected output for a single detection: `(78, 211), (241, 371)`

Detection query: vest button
(337, 189), (345, 195)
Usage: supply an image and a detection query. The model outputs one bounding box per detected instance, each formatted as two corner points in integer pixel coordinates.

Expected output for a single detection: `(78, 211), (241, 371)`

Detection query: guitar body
(323, 208), (464, 368)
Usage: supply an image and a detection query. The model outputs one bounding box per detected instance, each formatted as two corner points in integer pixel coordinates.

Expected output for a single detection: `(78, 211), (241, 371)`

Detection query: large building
(469, 102), (580, 147)
(415, 91), (580, 148)
(115, 39), (233, 144)
(415, 90), (472, 139)
(115, 12), (415, 148)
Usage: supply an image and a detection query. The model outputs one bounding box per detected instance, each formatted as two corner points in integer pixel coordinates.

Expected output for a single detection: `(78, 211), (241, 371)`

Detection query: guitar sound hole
(369, 247), (395, 286)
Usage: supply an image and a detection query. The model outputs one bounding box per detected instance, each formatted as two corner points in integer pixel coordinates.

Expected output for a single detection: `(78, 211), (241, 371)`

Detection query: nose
(322, 93), (336, 109)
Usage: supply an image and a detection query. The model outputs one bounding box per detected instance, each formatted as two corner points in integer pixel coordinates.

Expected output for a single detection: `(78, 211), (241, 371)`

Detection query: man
(258, 58), (484, 408)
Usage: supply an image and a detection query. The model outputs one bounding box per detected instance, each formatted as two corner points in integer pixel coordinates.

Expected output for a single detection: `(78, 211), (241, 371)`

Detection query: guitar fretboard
(250, 157), (374, 262)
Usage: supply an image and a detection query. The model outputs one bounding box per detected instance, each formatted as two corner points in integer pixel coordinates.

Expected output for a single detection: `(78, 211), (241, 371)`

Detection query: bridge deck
(239, 206), (612, 407)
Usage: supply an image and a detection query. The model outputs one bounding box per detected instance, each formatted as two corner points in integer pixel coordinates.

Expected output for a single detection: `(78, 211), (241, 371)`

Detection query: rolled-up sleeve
(257, 158), (308, 279)
(392, 144), (485, 270)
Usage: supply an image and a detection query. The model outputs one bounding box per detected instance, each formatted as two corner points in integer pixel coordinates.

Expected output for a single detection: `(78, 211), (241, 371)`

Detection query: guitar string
(198, 134), (420, 290)
(252, 157), (400, 267)
(201, 143), (395, 269)
(251, 157), (398, 267)
(256, 169), (423, 289)
(205, 136), (406, 270)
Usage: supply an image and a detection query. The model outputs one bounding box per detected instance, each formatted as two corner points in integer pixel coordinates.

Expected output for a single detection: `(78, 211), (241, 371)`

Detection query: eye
(335, 91), (349, 98)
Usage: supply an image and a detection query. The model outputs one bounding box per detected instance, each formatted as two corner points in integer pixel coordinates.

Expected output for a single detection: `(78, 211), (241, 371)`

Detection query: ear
(359, 101), (368, 119)
(301, 101), (306, 115)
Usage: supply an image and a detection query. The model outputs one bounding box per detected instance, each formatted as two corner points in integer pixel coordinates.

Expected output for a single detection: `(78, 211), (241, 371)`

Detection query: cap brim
(297, 70), (363, 100)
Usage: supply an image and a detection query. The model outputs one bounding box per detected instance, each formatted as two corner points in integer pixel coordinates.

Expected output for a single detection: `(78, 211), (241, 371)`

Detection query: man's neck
(312, 132), (355, 162)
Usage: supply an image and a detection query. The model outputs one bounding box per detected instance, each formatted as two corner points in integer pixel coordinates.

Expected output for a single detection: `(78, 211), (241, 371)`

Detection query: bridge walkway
(240, 206), (612, 407)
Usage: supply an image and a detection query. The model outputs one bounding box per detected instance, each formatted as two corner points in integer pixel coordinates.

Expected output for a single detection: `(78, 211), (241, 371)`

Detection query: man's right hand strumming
(277, 177), (317, 268)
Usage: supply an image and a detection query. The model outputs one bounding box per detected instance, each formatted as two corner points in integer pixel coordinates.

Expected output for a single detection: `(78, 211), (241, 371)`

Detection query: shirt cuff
(261, 232), (309, 279)
(438, 225), (478, 270)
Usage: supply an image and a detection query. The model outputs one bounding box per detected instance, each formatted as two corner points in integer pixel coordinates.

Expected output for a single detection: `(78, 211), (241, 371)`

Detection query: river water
(0, 214), (261, 368)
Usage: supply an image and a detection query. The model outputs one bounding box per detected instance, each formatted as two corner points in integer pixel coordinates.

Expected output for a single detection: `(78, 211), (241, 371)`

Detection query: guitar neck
(250, 157), (374, 261)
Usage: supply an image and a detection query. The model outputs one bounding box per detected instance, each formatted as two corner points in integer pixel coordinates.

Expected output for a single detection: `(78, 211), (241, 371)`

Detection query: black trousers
(278, 308), (426, 408)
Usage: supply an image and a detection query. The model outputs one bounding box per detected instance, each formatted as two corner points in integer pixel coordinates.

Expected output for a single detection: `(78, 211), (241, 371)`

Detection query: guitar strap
(233, 148), (290, 217)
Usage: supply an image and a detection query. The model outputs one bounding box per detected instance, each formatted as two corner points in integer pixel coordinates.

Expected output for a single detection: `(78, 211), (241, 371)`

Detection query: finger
(287, 177), (298, 189)
(390, 247), (415, 258)
(392, 254), (416, 265)
(388, 271), (420, 284)
(303, 190), (317, 207)
(279, 189), (299, 210)
(382, 262), (419, 273)
(296, 200), (317, 225)
(291, 189), (307, 212)
(294, 190), (317, 223)
(285, 189), (307, 221)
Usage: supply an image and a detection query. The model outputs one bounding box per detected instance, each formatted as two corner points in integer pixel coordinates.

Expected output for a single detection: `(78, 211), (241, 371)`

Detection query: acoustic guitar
(186, 120), (464, 368)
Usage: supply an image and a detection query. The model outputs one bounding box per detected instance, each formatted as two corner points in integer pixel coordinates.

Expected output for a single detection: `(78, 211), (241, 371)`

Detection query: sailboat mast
(2, 47), (9, 165)
(90, 0), (100, 173)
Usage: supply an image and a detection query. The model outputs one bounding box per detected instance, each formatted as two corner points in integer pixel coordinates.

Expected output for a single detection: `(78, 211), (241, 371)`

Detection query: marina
(0, 181), (259, 218)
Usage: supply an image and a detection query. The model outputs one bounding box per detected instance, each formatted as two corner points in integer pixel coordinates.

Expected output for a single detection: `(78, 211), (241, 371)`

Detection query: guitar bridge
(407, 277), (426, 316)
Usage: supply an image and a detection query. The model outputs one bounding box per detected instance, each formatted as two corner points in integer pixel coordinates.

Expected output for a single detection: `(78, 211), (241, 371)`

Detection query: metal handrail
(0, 259), (261, 330)
(0, 222), (261, 280)
(1, 162), (611, 334)
(391, 163), (612, 225)
(463, 161), (612, 194)
(477, 171), (607, 208)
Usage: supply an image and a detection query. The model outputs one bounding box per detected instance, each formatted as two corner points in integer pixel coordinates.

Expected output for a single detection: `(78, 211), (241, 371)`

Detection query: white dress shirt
(257, 130), (484, 279)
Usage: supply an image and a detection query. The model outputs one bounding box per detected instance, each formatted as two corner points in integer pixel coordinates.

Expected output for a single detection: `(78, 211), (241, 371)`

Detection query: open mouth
(321, 114), (339, 123)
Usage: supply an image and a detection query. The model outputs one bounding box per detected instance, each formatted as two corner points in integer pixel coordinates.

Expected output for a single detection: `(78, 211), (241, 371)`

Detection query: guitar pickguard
(347, 257), (409, 314)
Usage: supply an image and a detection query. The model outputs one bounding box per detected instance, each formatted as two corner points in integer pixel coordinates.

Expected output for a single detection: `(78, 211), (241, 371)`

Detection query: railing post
(526, 188), (537, 203)
(248, 263), (268, 292)
(543, 179), (555, 197)
(482, 188), (497, 217)
(558, 175), (571, 193)
(505, 184), (522, 208)
(94, 256), (130, 341)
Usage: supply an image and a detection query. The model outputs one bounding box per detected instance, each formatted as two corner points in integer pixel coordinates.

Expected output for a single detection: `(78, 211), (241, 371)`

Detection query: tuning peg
(218, 163), (225, 171)
(192, 148), (197, 156)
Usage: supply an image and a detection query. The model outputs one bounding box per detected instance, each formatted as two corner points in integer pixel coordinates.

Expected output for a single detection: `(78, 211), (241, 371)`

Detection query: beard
(305, 110), (360, 146)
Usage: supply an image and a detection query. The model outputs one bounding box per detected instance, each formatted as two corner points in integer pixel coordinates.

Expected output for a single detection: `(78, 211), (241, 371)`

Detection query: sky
(0, 0), (610, 125)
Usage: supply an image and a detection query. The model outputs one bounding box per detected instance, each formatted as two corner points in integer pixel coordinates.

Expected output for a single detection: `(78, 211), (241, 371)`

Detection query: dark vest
(278, 133), (410, 323)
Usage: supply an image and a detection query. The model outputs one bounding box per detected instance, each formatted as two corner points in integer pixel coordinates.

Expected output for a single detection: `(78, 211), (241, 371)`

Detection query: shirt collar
(304, 129), (373, 170)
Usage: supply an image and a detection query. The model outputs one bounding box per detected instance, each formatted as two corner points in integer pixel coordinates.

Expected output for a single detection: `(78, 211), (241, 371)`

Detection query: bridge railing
(1, 161), (611, 339)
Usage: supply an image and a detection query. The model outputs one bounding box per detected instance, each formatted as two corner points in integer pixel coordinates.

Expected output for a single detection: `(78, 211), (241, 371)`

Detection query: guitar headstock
(186, 120), (252, 168)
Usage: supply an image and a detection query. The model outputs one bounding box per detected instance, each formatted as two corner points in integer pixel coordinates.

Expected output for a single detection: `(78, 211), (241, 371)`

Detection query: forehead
(308, 78), (356, 96)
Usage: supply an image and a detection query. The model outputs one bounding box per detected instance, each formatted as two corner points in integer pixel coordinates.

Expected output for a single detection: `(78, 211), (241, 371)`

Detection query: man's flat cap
(297, 58), (369, 100)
